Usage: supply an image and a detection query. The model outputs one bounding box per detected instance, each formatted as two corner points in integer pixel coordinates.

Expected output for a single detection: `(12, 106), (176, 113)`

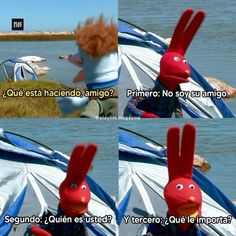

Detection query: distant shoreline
(0, 32), (75, 41)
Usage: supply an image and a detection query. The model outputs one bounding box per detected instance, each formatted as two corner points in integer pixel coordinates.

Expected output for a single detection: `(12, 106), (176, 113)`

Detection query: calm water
(119, 119), (236, 200)
(119, 0), (236, 113)
(0, 119), (118, 197)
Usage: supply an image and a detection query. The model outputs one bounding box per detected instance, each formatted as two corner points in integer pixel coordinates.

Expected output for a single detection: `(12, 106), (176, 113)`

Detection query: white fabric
(0, 159), (27, 215)
(120, 51), (143, 90)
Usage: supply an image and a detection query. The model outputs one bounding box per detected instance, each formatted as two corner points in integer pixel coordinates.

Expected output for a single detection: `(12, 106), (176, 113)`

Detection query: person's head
(75, 15), (117, 58)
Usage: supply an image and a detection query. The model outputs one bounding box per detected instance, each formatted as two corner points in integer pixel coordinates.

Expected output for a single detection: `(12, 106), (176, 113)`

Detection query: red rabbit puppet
(126, 9), (205, 118)
(158, 8), (205, 91)
(59, 143), (97, 217)
(164, 124), (202, 232)
(144, 124), (205, 236)
(28, 143), (97, 236)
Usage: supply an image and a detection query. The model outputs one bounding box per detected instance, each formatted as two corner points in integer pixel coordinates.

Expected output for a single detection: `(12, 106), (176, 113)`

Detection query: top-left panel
(0, 0), (118, 118)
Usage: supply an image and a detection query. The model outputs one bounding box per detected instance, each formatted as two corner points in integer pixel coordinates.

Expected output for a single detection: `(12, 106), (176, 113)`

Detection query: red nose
(185, 69), (190, 77)
(188, 196), (196, 203)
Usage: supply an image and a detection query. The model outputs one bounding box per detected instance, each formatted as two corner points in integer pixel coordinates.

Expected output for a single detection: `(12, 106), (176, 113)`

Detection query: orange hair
(75, 15), (117, 58)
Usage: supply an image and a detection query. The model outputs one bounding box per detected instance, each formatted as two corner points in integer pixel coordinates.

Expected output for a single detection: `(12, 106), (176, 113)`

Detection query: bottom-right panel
(118, 119), (236, 236)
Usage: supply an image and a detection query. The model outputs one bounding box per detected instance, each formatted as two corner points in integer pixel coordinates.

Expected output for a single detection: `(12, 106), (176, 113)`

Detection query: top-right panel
(118, 0), (236, 118)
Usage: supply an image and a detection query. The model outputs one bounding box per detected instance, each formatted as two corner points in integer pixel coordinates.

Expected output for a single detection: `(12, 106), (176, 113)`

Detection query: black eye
(81, 185), (86, 190)
(183, 59), (187, 64)
(176, 184), (183, 190)
(189, 184), (195, 189)
(70, 184), (77, 189)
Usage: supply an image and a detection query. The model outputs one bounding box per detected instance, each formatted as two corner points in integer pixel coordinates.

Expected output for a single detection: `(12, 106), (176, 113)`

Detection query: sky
(0, 0), (118, 32)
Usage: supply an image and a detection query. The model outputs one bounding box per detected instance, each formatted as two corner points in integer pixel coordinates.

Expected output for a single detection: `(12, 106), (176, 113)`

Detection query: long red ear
(167, 8), (193, 53)
(180, 124), (195, 178)
(65, 143), (97, 184)
(167, 126), (181, 181)
(182, 10), (205, 54)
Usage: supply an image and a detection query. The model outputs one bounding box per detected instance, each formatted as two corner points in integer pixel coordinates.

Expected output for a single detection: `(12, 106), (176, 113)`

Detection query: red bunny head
(158, 9), (205, 90)
(59, 143), (97, 217)
(164, 124), (202, 230)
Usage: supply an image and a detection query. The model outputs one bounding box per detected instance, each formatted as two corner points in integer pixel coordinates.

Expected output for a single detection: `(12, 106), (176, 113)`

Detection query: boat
(118, 19), (235, 118)
(0, 129), (117, 236)
(118, 127), (236, 235)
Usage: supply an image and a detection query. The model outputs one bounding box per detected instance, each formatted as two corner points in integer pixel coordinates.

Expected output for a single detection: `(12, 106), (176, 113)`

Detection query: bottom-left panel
(0, 119), (118, 236)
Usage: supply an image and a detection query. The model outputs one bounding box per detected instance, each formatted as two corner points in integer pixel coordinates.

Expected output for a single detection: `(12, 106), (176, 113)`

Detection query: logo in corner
(12, 18), (24, 31)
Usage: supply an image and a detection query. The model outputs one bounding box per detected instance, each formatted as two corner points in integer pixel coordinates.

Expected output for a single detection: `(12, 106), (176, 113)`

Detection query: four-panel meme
(0, 0), (235, 236)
